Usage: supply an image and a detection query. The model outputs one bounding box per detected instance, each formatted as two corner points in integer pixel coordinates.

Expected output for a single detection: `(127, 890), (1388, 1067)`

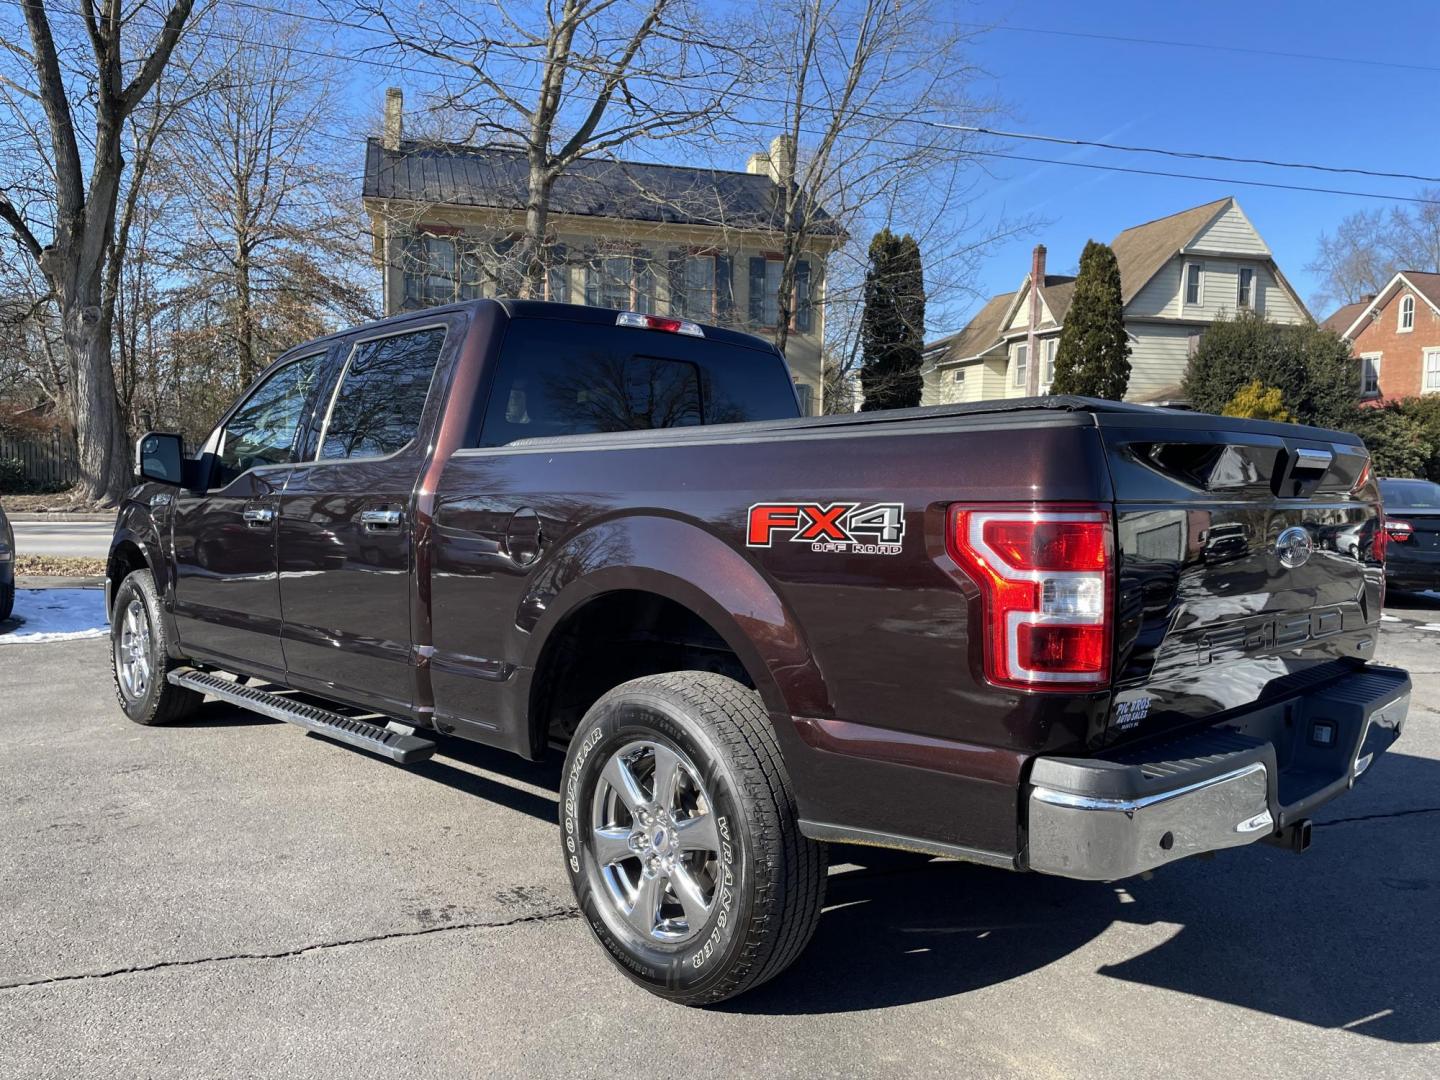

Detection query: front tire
(110, 569), (201, 726)
(560, 672), (826, 1006)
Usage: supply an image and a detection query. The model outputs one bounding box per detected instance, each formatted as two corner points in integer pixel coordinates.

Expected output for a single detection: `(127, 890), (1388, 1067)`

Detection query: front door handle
(242, 507), (275, 526)
(361, 509), (403, 529)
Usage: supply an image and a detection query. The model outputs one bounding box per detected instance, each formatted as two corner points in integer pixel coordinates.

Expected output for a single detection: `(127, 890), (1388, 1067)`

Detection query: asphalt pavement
(1, 600), (1437, 1079)
(9, 519), (112, 559)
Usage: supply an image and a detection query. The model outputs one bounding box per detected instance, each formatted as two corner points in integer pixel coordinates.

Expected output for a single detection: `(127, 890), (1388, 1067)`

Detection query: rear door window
(478, 318), (797, 446)
(318, 326), (447, 459)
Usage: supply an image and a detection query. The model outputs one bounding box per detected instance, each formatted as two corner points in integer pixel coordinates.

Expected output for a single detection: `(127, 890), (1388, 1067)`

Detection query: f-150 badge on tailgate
(747, 502), (906, 554)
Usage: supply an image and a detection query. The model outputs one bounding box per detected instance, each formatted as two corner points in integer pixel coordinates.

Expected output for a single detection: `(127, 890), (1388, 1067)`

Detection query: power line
(5, 0), (1439, 208)
(946, 20), (1440, 75)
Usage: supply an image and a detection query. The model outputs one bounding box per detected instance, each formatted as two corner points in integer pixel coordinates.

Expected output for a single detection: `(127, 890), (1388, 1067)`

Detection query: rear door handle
(361, 509), (403, 529)
(242, 508), (275, 526)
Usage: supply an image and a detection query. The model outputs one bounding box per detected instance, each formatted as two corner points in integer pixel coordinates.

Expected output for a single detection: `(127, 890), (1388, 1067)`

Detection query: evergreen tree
(1183, 311), (1357, 429)
(859, 229), (925, 410)
(1050, 240), (1131, 399)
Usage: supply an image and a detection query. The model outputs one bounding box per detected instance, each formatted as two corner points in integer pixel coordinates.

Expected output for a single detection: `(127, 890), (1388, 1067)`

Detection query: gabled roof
(926, 291), (1014, 363)
(1109, 197), (1233, 305)
(362, 137), (839, 234)
(1320, 299), (1369, 337)
(1334, 270), (1440, 340)
(926, 196), (1307, 363)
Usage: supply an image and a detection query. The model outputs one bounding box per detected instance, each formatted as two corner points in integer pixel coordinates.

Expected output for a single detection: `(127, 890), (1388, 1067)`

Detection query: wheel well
(530, 590), (755, 752)
(107, 541), (149, 612)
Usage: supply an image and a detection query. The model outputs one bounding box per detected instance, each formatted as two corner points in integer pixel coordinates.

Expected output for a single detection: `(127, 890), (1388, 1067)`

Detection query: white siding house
(922, 197), (1312, 404)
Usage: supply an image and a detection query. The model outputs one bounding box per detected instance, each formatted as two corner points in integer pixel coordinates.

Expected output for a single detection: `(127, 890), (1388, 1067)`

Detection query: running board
(167, 667), (436, 764)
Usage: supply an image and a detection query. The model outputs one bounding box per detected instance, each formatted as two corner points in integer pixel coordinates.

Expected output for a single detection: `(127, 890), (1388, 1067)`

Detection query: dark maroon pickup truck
(109, 299), (1410, 1005)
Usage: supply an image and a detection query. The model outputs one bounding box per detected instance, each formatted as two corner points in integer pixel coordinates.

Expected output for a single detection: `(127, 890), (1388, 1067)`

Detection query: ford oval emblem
(1276, 526), (1313, 569)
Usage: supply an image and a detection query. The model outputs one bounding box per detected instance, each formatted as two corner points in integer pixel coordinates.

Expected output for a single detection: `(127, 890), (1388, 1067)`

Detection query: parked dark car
(107, 299), (1410, 1005)
(1380, 477), (1440, 593)
(0, 502), (13, 621)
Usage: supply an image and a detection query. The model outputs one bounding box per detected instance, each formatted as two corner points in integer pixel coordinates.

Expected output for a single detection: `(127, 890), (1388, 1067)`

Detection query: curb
(17, 576), (106, 589)
(8, 513), (114, 523)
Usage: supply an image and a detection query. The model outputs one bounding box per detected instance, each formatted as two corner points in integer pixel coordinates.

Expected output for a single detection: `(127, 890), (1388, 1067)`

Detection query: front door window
(214, 353), (328, 487)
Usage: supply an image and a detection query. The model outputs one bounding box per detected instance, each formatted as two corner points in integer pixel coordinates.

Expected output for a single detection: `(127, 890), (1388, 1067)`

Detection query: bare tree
(157, 12), (378, 387)
(1307, 189), (1440, 311)
(748, 0), (1001, 363)
(0, 0), (200, 504)
(361, 0), (747, 296)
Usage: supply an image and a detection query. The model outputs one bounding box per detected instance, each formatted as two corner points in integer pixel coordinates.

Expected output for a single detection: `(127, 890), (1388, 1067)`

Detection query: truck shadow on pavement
(731, 751), (1440, 1044)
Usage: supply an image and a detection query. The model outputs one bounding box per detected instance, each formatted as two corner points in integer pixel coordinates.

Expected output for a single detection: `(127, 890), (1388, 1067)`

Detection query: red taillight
(1384, 518), (1413, 544)
(946, 504), (1113, 691)
(615, 311), (704, 337)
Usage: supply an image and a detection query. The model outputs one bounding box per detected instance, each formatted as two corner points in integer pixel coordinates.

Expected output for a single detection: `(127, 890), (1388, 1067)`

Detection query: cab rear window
(477, 318), (798, 446)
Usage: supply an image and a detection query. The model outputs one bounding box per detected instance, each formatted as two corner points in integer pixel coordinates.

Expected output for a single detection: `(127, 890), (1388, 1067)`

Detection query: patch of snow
(0, 588), (109, 644)
(1417, 623), (1440, 633)
(1380, 614), (1401, 622)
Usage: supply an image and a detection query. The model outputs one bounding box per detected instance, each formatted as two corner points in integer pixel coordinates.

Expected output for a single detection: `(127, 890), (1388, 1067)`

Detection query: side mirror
(136, 431), (184, 485)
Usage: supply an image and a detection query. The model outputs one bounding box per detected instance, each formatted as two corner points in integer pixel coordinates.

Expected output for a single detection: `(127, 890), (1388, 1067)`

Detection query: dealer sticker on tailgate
(746, 502), (906, 555)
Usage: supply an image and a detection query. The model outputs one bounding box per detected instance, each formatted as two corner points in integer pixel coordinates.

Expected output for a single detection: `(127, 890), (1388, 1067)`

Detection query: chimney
(1031, 243), (1047, 287)
(747, 135), (797, 183)
(383, 87), (403, 151)
(1361, 293), (1377, 302)
(768, 134), (796, 184)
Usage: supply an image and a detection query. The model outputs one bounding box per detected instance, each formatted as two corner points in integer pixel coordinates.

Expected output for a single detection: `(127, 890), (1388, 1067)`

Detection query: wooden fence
(0, 429), (80, 489)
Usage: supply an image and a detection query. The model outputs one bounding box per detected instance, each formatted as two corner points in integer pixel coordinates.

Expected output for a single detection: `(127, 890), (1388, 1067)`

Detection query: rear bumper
(1025, 665), (1410, 881)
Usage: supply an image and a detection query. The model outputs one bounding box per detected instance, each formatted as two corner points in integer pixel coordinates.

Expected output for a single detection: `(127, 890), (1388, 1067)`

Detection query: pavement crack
(0, 905), (580, 993)
(1314, 806), (1440, 828)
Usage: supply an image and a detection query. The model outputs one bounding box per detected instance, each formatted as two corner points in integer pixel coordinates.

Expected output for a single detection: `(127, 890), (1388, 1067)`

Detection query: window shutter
(547, 243), (569, 303)
(583, 248), (599, 307)
(634, 249), (655, 314)
(667, 250), (686, 317)
(795, 260), (812, 332)
(715, 254), (734, 322)
(748, 256), (766, 326)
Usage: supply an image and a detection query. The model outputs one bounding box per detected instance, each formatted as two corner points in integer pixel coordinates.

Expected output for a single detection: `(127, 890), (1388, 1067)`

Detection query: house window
(794, 382), (814, 415)
(761, 258), (783, 326)
(1187, 331), (1201, 358)
(402, 233), (458, 308)
(1013, 343), (1028, 388)
(682, 255), (716, 318)
(951, 368), (966, 384)
(1399, 294), (1415, 332)
(1184, 262), (1203, 306)
(1237, 267), (1255, 309)
(590, 255), (633, 309)
(1361, 353), (1382, 398)
(1424, 349), (1440, 394)
(1041, 338), (1057, 387)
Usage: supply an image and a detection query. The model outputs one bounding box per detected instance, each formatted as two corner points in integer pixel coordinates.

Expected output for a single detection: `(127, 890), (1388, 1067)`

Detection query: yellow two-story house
(363, 90), (839, 414)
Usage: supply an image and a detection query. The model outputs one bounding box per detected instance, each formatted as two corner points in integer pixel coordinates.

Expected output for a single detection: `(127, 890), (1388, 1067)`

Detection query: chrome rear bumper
(1024, 666), (1409, 881)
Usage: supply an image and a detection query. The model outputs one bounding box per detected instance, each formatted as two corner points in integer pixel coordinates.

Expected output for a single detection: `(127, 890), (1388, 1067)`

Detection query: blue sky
(949, 0), (1440, 331)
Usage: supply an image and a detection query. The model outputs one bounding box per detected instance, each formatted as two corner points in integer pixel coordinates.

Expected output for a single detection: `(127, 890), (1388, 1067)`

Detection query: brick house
(921, 197), (1312, 405)
(361, 90), (841, 414)
(1321, 271), (1440, 402)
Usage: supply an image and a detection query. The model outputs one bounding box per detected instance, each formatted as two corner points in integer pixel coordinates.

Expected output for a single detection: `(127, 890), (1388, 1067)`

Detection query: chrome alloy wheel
(116, 598), (153, 701)
(590, 739), (724, 944)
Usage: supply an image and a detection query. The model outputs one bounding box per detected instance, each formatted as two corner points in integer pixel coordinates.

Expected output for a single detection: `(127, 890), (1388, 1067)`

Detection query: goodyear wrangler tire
(560, 671), (827, 1006)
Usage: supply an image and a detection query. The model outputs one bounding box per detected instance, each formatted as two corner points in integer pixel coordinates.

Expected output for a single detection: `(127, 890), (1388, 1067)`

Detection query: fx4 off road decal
(746, 502), (906, 555)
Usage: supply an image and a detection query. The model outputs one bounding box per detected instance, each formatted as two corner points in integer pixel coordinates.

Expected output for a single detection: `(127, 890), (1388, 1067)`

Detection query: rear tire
(110, 569), (201, 726)
(560, 671), (826, 1006)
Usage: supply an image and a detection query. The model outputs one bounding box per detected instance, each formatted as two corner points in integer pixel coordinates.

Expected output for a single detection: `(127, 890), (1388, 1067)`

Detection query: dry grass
(1, 489), (86, 512)
(14, 554), (107, 577)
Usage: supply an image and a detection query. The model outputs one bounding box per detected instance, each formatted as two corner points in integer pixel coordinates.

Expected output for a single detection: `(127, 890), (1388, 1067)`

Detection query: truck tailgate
(1096, 413), (1383, 744)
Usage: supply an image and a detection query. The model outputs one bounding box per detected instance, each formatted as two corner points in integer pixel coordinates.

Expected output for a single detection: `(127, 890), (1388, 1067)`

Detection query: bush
(1184, 311), (1357, 429)
(1350, 406), (1435, 478)
(1391, 395), (1440, 482)
(0, 457), (26, 494)
(1222, 380), (1292, 422)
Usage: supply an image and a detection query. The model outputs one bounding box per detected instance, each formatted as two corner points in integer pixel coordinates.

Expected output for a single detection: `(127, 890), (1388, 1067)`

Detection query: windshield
(1381, 479), (1440, 510)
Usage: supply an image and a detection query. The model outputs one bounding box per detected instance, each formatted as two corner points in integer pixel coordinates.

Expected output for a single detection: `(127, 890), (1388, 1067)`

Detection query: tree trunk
(62, 301), (131, 505)
(521, 164), (554, 299)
